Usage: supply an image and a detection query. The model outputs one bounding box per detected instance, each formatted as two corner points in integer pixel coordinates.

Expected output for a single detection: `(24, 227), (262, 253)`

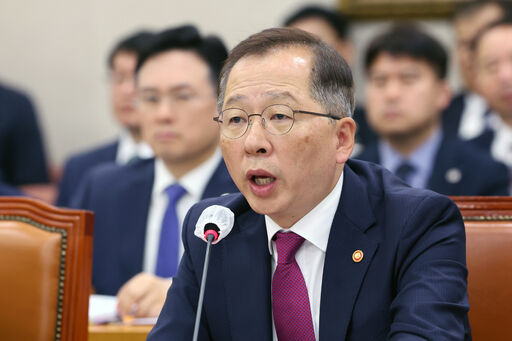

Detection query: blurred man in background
(284, 5), (377, 153)
(443, 0), (509, 139)
(0, 83), (52, 201)
(75, 25), (237, 318)
(57, 30), (154, 207)
(357, 24), (508, 196)
(471, 17), (512, 192)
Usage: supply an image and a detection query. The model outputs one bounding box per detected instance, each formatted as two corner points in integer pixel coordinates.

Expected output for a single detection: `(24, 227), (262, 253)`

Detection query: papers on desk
(89, 294), (119, 324)
(89, 294), (158, 325)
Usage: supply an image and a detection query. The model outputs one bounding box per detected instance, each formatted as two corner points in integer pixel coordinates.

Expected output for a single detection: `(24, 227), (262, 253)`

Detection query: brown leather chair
(0, 196), (94, 341)
(452, 196), (512, 340)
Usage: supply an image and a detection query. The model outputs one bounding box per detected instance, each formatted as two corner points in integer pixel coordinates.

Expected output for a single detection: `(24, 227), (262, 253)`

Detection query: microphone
(192, 205), (234, 341)
(194, 204), (234, 243)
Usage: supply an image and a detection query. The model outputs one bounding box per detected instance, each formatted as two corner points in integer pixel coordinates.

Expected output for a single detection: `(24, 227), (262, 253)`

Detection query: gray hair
(217, 27), (354, 118)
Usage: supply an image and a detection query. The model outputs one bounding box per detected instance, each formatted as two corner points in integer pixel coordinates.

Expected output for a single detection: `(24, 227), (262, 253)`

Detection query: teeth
(254, 177), (274, 185)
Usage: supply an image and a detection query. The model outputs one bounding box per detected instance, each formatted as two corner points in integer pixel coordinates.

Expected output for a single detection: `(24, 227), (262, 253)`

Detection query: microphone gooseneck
(192, 234), (214, 341)
(192, 205), (235, 341)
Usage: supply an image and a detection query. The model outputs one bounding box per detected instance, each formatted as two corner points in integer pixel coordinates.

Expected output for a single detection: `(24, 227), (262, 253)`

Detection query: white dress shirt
(458, 92), (488, 140)
(266, 172), (344, 341)
(115, 130), (154, 165)
(488, 113), (512, 169)
(142, 149), (222, 274)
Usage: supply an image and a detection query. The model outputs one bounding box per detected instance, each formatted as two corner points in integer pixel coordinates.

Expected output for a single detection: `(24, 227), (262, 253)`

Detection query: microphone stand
(192, 233), (214, 341)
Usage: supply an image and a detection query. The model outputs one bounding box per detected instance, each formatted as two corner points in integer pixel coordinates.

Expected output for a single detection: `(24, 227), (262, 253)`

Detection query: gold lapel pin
(352, 250), (364, 263)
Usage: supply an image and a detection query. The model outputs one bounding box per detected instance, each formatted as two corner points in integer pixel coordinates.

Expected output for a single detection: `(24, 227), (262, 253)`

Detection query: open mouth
(251, 176), (276, 185)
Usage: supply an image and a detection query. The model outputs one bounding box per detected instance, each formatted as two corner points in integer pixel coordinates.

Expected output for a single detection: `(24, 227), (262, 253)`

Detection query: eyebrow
(138, 83), (194, 93)
(224, 90), (299, 108)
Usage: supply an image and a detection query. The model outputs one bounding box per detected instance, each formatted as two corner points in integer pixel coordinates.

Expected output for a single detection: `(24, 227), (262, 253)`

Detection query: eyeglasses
(136, 91), (199, 110)
(213, 104), (341, 139)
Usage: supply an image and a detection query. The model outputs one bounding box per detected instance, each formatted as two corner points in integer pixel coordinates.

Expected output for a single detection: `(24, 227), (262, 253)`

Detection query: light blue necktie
(155, 183), (187, 277)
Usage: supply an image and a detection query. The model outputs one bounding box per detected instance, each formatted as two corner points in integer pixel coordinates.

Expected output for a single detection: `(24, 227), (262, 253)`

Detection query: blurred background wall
(0, 0), (459, 165)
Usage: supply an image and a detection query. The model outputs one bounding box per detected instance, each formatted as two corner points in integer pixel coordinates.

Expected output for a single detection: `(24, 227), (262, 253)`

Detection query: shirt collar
(152, 148), (222, 199)
(379, 128), (442, 177)
(265, 171), (344, 255)
(116, 130), (154, 164)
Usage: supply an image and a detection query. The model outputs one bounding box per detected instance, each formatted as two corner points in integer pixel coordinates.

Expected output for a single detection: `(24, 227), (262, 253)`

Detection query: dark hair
(364, 24), (448, 79)
(107, 30), (154, 69)
(218, 27), (354, 118)
(283, 5), (350, 40)
(135, 25), (228, 89)
(470, 16), (512, 52)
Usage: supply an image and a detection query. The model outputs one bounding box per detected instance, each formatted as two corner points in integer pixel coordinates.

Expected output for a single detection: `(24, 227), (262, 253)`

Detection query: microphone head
(194, 205), (235, 244)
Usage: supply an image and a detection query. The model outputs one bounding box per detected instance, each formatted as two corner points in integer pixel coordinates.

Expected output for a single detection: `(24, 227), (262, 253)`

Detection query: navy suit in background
(0, 84), (49, 186)
(442, 92), (465, 137)
(352, 106), (378, 150)
(148, 159), (470, 341)
(0, 181), (23, 196)
(356, 136), (509, 196)
(74, 158), (238, 295)
(56, 141), (118, 207)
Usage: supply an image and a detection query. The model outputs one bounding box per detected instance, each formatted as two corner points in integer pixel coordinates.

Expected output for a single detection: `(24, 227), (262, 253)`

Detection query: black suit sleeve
(1, 91), (49, 185)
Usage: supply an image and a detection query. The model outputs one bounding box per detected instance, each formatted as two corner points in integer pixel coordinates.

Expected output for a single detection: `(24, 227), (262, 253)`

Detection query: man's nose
(155, 98), (177, 120)
(244, 115), (271, 154)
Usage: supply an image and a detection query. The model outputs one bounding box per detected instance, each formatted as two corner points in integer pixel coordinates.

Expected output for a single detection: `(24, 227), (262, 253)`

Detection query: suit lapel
(119, 161), (154, 275)
(319, 164), (379, 340)
(429, 136), (457, 194)
(202, 160), (238, 199)
(221, 207), (273, 340)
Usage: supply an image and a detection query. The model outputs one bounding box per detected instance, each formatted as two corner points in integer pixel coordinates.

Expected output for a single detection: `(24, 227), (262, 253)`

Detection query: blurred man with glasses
(57, 31), (154, 207)
(149, 28), (470, 341)
(74, 26), (237, 318)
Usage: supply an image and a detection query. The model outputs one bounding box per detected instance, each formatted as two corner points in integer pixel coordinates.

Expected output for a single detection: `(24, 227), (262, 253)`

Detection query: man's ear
(335, 117), (356, 164)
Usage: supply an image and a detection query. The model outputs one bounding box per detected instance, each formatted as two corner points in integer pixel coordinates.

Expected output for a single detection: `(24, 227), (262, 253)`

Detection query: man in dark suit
(442, 1), (508, 138)
(470, 17), (512, 193)
(0, 83), (49, 193)
(57, 31), (154, 207)
(284, 5), (377, 152)
(75, 26), (237, 317)
(149, 28), (470, 340)
(356, 24), (508, 196)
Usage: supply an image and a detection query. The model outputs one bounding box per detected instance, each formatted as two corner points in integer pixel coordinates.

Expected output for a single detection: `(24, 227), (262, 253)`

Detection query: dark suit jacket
(355, 136), (509, 196)
(0, 84), (49, 185)
(56, 140), (118, 207)
(442, 92), (465, 137)
(148, 159), (470, 340)
(469, 129), (495, 152)
(353, 106), (378, 148)
(75, 158), (238, 295)
(0, 181), (23, 196)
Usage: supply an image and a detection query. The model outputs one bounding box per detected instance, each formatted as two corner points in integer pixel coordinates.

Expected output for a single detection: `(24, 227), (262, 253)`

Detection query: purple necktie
(272, 231), (315, 341)
(155, 183), (186, 277)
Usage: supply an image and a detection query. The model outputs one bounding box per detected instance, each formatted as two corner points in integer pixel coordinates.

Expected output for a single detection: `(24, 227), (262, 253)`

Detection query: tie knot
(274, 231), (305, 264)
(394, 162), (415, 184)
(164, 183), (187, 205)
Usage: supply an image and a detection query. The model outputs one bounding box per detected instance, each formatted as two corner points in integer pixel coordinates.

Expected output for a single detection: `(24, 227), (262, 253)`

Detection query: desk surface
(88, 324), (153, 341)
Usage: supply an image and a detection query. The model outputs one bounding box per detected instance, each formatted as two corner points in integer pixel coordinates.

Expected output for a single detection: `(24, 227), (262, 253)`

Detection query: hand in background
(116, 273), (172, 318)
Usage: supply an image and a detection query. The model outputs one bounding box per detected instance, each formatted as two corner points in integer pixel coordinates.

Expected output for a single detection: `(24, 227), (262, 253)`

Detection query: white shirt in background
(458, 92), (488, 140)
(115, 130), (154, 165)
(143, 148), (223, 274)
